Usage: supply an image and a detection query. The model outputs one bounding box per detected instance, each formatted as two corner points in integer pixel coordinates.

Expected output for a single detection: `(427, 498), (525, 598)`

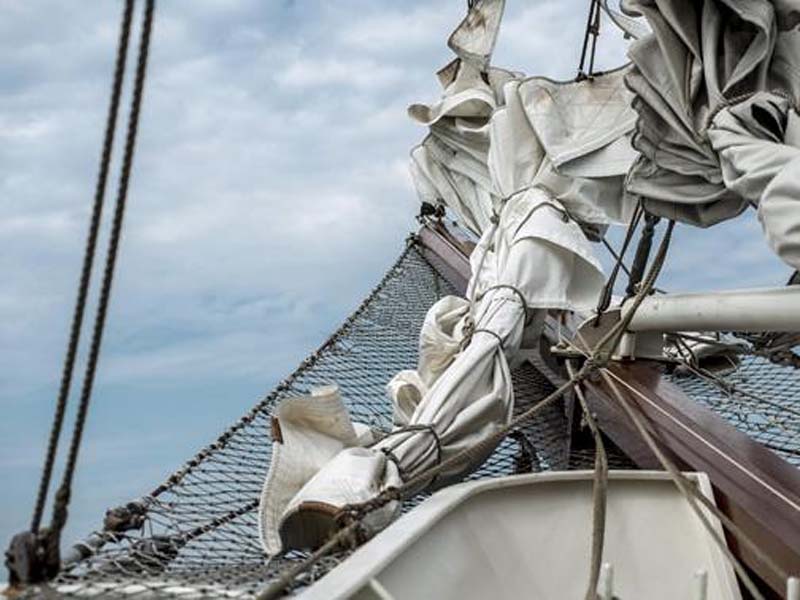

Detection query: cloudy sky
(0, 0), (791, 551)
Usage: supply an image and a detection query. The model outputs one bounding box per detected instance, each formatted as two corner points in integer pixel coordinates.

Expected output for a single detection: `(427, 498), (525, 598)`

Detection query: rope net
(32, 242), (630, 599)
(26, 241), (798, 599)
(669, 356), (800, 467)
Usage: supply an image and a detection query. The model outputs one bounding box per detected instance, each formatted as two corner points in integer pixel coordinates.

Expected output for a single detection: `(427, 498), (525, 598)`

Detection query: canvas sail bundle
(622, 0), (800, 268)
(7, 3), (799, 598)
(258, 0), (640, 556)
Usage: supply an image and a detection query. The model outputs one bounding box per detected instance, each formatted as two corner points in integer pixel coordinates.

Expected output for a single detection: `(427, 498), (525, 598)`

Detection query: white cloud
(275, 56), (407, 90)
(0, 0), (792, 550)
(337, 6), (457, 54)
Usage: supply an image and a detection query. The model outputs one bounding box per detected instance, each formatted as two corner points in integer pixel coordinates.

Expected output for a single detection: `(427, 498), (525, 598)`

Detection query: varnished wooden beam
(417, 222), (800, 595)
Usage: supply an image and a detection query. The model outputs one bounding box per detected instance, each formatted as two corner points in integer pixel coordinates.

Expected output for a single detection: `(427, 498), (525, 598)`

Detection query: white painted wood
(302, 471), (741, 600)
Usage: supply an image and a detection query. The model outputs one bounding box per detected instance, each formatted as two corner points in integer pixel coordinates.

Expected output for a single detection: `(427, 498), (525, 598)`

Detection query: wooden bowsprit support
(416, 222), (800, 597)
(417, 222), (472, 294)
(583, 364), (800, 596)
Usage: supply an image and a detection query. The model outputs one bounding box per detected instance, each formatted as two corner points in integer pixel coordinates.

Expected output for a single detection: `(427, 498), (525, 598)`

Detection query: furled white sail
(258, 0), (640, 556)
(622, 0), (800, 268)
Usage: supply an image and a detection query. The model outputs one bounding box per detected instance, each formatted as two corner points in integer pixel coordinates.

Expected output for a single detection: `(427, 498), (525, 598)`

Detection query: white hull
(303, 471), (740, 600)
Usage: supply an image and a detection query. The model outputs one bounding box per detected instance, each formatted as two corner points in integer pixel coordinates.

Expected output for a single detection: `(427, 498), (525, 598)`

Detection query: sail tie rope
(376, 424), (444, 486)
(256, 222), (678, 599)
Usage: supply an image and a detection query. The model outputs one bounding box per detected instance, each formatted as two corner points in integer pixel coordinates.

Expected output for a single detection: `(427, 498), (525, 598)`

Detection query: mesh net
(669, 355), (800, 467)
(23, 241), (800, 599)
(36, 242), (628, 599)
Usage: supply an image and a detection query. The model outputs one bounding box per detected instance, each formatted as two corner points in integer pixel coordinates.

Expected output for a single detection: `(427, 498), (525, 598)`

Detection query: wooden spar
(417, 222), (472, 292)
(416, 222), (800, 596)
(583, 365), (800, 595)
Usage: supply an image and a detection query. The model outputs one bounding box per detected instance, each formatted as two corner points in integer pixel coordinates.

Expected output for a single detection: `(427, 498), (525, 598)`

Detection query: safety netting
(32, 241), (631, 599)
(669, 356), (800, 468)
(20, 239), (800, 600)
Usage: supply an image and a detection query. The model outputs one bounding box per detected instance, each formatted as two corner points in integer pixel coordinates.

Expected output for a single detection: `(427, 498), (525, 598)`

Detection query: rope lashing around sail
(478, 284), (532, 323)
(5, 0), (156, 587)
(374, 424), (444, 486)
(255, 220), (678, 600)
(460, 282), (533, 350)
(471, 328), (506, 347)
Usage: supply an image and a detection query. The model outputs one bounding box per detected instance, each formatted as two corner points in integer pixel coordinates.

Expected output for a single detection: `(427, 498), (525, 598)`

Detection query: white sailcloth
(258, 0), (640, 556)
(622, 0), (800, 268)
(708, 93), (800, 269)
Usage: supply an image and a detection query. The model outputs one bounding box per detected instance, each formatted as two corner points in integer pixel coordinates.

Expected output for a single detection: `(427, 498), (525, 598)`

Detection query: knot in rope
(336, 487), (403, 529)
(378, 424), (444, 486)
(478, 283), (532, 326)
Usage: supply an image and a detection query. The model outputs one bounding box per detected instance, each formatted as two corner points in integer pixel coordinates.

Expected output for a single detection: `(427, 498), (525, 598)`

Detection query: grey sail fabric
(708, 93), (800, 268)
(622, 0), (800, 266)
(257, 0), (640, 556)
(601, 0), (652, 40)
(258, 2), (514, 557)
(405, 0), (518, 238)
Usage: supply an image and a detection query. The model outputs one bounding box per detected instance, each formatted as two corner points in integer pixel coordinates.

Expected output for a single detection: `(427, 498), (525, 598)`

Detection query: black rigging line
(577, 0), (602, 80)
(30, 0), (135, 536)
(594, 203), (643, 320)
(49, 0), (156, 541)
(7, 1), (155, 585)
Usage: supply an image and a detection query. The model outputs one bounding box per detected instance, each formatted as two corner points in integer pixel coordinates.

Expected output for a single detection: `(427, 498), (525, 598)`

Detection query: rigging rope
(557, 226), (791, 597)
(567, 360), (608, 600)
(624, 213), (659, 298)
(6, 0), (156, 587)
(594, 202), (643, 320)
(255, 220), (678, 600)
(30, 0), (135, 537)
(50, 0), (156, 542)
(577, 0), (602, 80)
(599, 370), (785, 599)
